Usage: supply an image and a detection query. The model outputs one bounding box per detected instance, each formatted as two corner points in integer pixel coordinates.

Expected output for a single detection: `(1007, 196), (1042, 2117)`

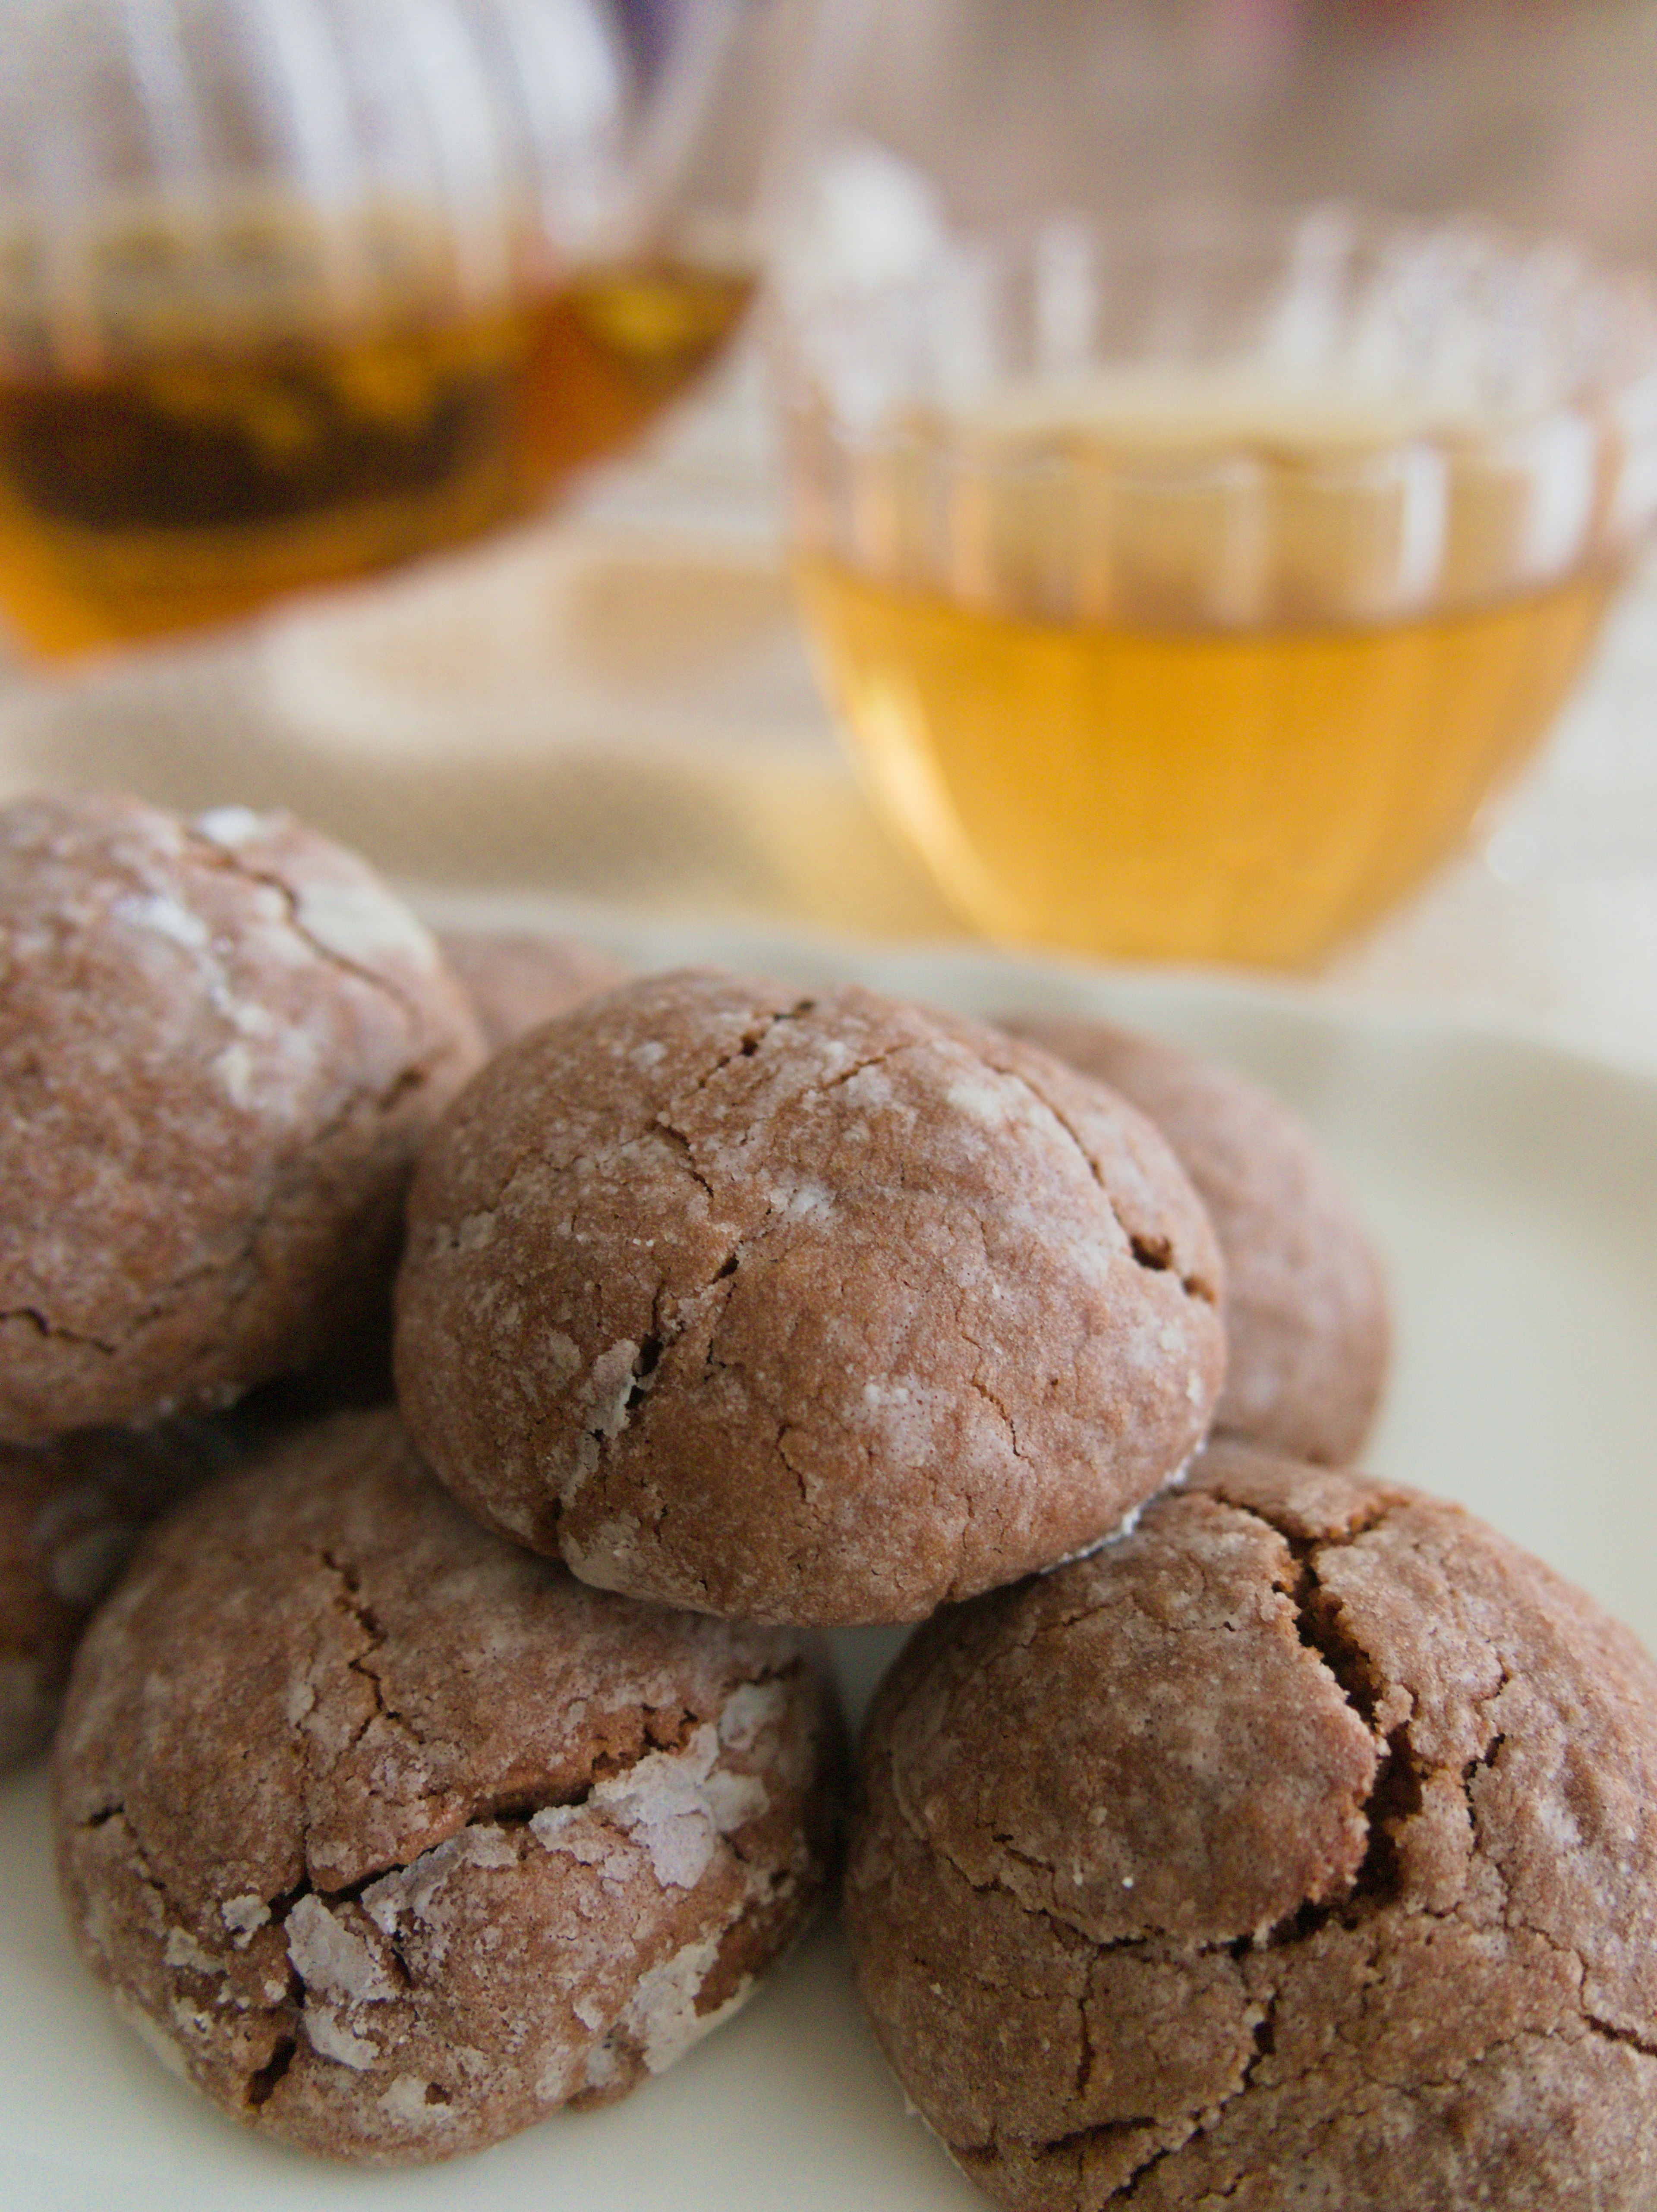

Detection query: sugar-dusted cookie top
(0, 793), (483, 1441)
(396, 968), (1225, 1626)
(1005, 1016), (1388, 1464)
(436, 928), (628, 1054)
(54, 1408), (839, 2164)
(848, 1438), (1657, 2210)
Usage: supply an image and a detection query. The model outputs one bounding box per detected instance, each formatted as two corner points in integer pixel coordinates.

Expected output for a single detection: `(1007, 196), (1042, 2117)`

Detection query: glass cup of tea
(775, 204), (1657, 967)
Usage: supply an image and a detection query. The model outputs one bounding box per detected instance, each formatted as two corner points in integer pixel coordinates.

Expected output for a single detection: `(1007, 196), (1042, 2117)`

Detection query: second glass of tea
(779, 208), (1657, 968)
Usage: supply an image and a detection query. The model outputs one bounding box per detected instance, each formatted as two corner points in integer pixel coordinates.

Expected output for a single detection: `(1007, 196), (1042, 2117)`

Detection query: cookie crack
(981, 1054), (1219, 1306)
(9, 1042), (436, 1417)
(956, 1215), (1029, 1473)
(675, 997), (817, 1104)
(1357, 2018), (1641, 2101)
(653, 1115), (720, 1209)
(287, 1674), (781, 1900)
(1012, 1985), (1273, 2202)
(1584, 2013), (1657, 2062)
(73, 1801), (305, 2077)
(644, 1121), (769, 1383)
(1074, 1989), (1096, 2099)
(973, 2110), (1173, 2163)
(1112, 2119), (1207, 2203)
(1005, 1982), (1280, 2188)
(1212, 1488), (1396, 1558)
(991, 1831), (1071, 1888)
(180, 825), (429, 1029)
(889, 1505), (1421, 1952)
(891, 1825), (1159, 1957)
(1214, 1496), (1427, 1921)
(1288, 1596), (1420, 1916)
(813, 1039), (908, 1098)
(0, 1305), (119, 1356)
(244, 2034), (297, 2106)
(317, 1548), (423, 1753)
(622, 1327), (665, 1418)
(961, 2110), (1206, 2212)
(89, 1804), (180, 1915)
(460, 1001), (815, 1230)
(964, 1367), (1026, 1462)
(776, 1422), (812, 1510)
(1459, 1665), (1512, 1841)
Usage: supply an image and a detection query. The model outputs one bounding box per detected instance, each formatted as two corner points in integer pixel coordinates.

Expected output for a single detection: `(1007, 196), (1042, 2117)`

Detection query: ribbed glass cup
(778, 207), (1657, 967)
(0, 0), (770, 653)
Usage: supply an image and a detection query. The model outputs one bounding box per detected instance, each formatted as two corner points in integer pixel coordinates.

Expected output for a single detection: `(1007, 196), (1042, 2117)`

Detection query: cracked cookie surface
(0, 793), (484, 1441)
(847, 1438), (1657, 2210)
(436, 928), (628, 1054)
(53, 1408), (840, 2164)
(1003, 1017), (1389, 1466)
(394, 969), (1225, 1626)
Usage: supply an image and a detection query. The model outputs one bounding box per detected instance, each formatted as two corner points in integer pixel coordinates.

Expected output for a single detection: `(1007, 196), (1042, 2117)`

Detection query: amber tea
(0, 245), (751, 654)
(791, 382), (1624, 967)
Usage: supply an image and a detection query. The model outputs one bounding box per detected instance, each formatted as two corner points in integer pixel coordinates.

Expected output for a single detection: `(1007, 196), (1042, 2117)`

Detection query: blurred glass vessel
(0, 0), (787, 653)
(782, 209), (1657, 965)
(776, 0), (1657, 966)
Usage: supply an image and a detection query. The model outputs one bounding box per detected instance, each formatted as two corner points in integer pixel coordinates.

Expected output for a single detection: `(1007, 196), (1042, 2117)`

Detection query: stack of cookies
(6, 790), (1657, 2205)
(0, 791), (486, 1764)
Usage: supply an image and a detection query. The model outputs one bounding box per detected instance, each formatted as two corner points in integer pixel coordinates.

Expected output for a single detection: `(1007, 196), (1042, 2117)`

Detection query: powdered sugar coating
(53, 1409), (839, 2164)
(0, 793), (484, 1441)
(395, 969), (1225, 1627)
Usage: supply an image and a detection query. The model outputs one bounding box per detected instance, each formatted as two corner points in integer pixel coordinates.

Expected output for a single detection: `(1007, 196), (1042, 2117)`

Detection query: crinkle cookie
(395, 969), (1225, 1627)
(1004, 1016), (1388, 1464)
(437, 928), (627, 1054)
(847, 1439), (1657, 2212)
(0, 793), (484, 1443)
(0, 1419), (234, 1769)
(54, 1409), (839, 2165)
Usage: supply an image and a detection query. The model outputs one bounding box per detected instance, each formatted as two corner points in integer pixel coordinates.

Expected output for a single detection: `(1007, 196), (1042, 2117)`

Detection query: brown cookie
(436, 928), (628, 1054)
(1004, 1016), (1388, 1464)
(0, 1419), (235, 1769)
(54, 1408), (840, 2165)
(847, 1439), (1657, 2211)
(394, 969), (1225, 1627)
(0, 794), (484, 1443)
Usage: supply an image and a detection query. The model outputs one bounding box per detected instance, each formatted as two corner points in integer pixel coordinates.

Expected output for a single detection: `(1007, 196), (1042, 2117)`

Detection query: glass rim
(771, 194), (1657, 305)
(768, 196), (1657, 429)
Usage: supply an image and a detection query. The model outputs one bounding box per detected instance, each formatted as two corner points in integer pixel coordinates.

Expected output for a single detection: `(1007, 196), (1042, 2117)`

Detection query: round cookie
(847, 1438), (1657, 2211)
(395, 969), (1225, 1627)
(1003, 1015), (1388, 1464)
(437, 928), (628, 1054)
(0, 1419), (234, 1769)
(54, 1408), (840, 2164)
(0, 793), (484, 1443)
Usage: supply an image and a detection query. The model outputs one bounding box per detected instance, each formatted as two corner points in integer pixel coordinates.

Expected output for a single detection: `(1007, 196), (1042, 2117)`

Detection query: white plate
(6, 928), (1657, 2211)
